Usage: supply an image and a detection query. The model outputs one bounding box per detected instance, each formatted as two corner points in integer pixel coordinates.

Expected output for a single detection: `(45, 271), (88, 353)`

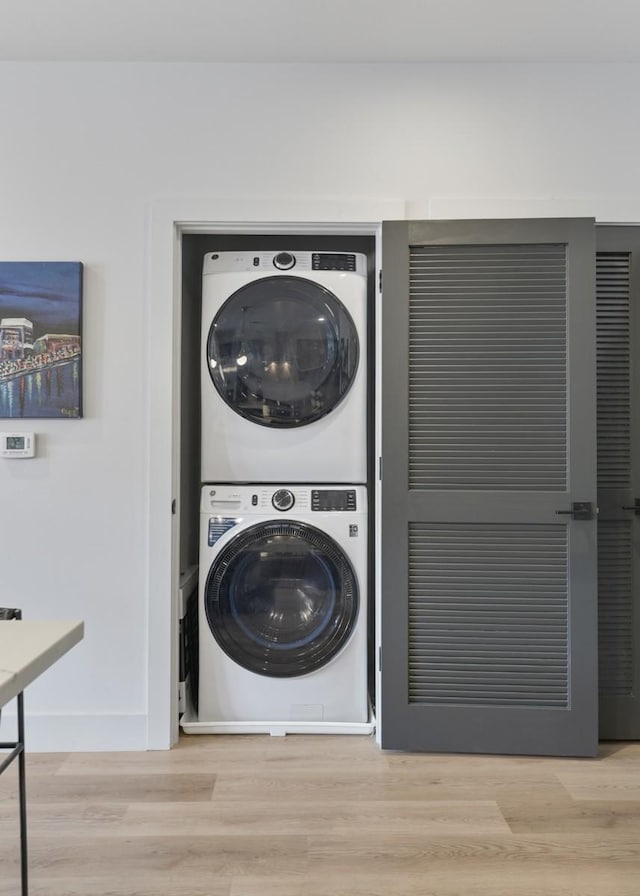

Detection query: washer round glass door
(206, 276), (359, 427)
(205, 521), (359, 678)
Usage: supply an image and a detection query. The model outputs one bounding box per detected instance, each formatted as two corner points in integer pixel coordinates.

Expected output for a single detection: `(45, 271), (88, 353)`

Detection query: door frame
(146, 197), (404, 748)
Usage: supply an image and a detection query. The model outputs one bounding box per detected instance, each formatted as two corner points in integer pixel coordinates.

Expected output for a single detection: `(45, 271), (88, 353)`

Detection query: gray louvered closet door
(596, 228), (640, 739)
(381, 218), (598, 756)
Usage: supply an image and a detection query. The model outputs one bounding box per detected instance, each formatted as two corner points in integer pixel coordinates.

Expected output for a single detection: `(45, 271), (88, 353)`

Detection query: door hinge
(379, 457), (383, 480)
(171, 499), (177, 515)
(378, 269), (382, 293)
(378, 646), (382, 671)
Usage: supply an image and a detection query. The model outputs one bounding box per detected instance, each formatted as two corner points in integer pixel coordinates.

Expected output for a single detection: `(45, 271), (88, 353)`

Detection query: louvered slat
(408, 523), (568, 707)
(598, 521), (633, 696)
(409, 245), (567, 490)
(596, 253), (631, 489)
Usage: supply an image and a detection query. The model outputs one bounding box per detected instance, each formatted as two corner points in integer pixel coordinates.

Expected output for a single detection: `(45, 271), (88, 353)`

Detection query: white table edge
(0, 620), (84, 709)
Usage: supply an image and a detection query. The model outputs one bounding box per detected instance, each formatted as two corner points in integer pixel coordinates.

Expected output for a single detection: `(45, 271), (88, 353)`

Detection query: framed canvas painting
(0, 262), (83, 418)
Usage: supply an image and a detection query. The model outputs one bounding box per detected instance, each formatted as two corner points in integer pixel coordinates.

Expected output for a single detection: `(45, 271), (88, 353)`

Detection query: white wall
(1, 62), (639, 750)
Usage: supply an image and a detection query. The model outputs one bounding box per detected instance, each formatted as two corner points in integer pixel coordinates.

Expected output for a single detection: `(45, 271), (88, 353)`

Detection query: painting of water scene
(0, 262), (82, 418)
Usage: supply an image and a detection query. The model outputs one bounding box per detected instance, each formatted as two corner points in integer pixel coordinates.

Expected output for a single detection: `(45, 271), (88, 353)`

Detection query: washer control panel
(201, 486), (363, 514)
(311, 489), (357, 512)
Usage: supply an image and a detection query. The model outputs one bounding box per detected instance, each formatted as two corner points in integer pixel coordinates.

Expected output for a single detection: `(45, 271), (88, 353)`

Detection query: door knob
(555, 502), (594, 520)
(622, 498), (640, 515)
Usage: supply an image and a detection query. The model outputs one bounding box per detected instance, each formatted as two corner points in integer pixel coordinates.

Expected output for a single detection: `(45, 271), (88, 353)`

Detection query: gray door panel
(381, 218), (598, 756)
(596, 228), (640, 740)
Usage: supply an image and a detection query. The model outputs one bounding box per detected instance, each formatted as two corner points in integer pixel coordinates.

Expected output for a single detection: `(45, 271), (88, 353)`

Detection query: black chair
(0, 607), (28, 895)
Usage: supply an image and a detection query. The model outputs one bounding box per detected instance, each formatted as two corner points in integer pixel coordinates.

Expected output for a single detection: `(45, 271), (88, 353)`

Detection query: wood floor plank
(177, 733), (379, 758)
(54, 754), (225, 776)
(0, 874), (232, 896)
(212, 769), (560, 802)
(1, 834), (309, 878)
(499, 792), (640, 833)
(0, 773), (215, 803)
(230, 867), (640, 896)
(554, 766), (640, 801)
(0, 753), (69, 797)
(0, 752), (69, 775)
(0, 800), (127, 834)
(306, 832), (640, 870)
(54, 735), (383, 777)
(596, 742), (640, 761)
(120, 798), (510, 837)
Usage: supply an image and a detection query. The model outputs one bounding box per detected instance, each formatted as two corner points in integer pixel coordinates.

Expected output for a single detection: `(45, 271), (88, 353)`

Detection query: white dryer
(181, 484), (370, 735)
(200, 251), (367, 484)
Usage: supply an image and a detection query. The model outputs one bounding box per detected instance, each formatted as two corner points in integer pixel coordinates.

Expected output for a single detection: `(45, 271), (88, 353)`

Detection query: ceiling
(1, 0), (640, 63)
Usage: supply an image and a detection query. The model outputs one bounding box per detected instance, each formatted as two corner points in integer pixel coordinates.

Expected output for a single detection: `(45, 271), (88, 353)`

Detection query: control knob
(272, 488), (295, 511)
(273, 252), (296, 270)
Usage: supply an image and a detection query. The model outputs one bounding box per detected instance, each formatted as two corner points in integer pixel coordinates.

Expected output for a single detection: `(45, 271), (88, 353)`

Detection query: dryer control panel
(202, 250), (367, 277)
(311, 253), (357, 272)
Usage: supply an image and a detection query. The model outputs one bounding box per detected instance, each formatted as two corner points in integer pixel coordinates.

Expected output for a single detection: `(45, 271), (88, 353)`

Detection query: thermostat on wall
(1, 433), (35, 458)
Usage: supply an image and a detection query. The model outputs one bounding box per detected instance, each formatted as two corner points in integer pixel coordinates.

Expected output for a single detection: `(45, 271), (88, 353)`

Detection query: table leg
(17, 691), (28, 896)
(0, 692), (28, 896)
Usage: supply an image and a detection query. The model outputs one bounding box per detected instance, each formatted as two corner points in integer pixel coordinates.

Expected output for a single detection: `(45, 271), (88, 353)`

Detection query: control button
(251, 494), (258, 506)
(273, 252), (296, 270)
(253, 257), (260, 266)
(272, 488), (295, 511)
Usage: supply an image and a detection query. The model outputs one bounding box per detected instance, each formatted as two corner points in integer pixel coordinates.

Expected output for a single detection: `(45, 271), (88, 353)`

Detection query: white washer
(201, 251), (367, 484)
(181, 484), (370, 735)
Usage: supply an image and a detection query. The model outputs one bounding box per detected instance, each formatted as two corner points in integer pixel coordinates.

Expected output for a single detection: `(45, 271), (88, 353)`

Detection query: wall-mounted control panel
(1, 433), (35, 458)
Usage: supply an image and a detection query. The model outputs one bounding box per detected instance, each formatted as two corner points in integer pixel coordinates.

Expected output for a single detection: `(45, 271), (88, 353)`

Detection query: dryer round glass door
(204, 521), (359, 678)
(206, 276), (359, 427)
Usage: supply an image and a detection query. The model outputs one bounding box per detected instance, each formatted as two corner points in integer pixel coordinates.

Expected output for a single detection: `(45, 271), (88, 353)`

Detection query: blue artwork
(0, 262), (83, 419)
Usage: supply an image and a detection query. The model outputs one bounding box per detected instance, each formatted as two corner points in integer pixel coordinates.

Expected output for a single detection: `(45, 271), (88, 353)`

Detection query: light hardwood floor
(1, 735), (640, 895)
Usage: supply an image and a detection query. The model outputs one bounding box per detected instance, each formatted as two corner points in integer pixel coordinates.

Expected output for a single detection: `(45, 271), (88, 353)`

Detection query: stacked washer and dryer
(181, 250), (372, 735)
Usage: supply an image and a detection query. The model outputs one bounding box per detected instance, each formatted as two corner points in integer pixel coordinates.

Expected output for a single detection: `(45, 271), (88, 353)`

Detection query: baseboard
(0, 712), (148, 752)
